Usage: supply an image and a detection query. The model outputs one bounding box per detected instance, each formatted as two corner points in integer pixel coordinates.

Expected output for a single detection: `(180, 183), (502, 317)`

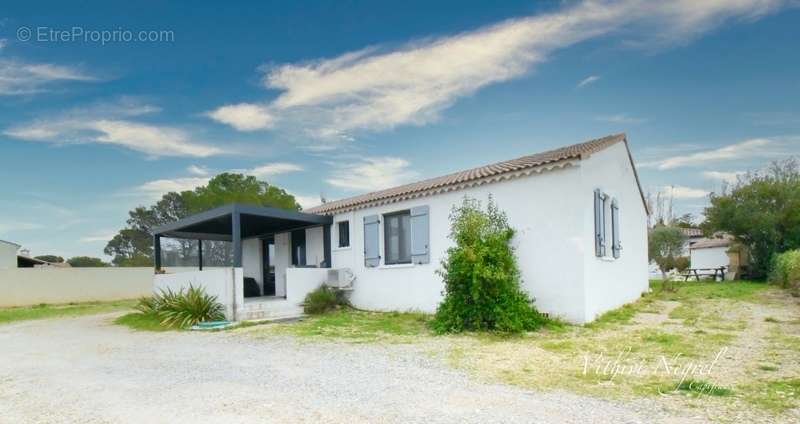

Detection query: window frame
(595, 189), (620, 261)
(383, 210), (412, 265)
(337, 220), (350, 248)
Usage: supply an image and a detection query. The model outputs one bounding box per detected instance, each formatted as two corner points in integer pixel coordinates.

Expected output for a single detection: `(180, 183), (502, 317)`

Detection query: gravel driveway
(0, 314), (689, 424)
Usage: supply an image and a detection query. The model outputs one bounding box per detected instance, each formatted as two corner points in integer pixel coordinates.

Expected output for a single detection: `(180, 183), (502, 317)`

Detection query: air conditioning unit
(326, 268), (355, 290)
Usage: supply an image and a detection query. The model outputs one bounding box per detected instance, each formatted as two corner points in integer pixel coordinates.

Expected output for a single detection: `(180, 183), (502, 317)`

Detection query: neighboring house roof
(16, 255), (71, 267)
(681, 228), (704, 238)
(0, 239), (21, 248)
(690, 237), (732, 250)
(306, 133), (647, 215)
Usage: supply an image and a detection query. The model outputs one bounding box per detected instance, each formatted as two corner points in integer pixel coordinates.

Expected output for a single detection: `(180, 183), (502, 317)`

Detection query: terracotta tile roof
(691, 236), (733, 250)
(681, 228), (704, 237)
(306, 133), (644, 215)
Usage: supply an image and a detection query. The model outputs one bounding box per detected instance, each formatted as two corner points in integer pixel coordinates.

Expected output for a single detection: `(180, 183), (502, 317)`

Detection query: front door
(262, 237), (276, 296)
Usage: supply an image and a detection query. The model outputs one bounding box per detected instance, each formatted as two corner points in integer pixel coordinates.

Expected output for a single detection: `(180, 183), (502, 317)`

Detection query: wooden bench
(683, 267), (726, 282)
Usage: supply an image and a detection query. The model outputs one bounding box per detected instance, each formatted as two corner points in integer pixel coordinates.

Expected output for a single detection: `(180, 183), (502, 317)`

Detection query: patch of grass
(261, 309), (431, 342)
(764, 316), (780, 323)
(0, 299), (137, 324)
(676, 379), (733, 397)
(585, 302), (642, 328)
(114, 312), (172, 332)
(758, 364), (780, 371)
(743, 379), (800, 412)
(653, 280), (768, 303)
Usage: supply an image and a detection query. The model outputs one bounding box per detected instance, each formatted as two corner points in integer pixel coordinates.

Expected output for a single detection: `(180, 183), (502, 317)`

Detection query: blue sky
(1, 0), (799, 259)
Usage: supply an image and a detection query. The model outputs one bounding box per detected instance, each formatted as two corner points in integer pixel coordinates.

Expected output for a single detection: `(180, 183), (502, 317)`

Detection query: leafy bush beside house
(302, 285), (349, 315)
(432, 197), (546, 334)
(769, 250), (800, 295)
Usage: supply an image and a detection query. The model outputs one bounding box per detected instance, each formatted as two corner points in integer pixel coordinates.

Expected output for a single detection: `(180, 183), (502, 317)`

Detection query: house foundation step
(236, 298), (304, 322)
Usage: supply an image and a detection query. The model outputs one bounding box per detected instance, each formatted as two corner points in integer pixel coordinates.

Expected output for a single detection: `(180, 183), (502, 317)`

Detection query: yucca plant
(156, 285), (225, 328)
(134, 295), (159, 314)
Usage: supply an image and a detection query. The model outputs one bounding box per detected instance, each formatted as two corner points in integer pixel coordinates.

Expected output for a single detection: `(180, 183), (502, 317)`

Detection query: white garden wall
(0, 267), (152, 307)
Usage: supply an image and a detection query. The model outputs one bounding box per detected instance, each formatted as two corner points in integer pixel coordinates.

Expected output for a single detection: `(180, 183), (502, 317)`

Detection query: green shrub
(134, 285), (225, 329)
(674, 256), (690, 273)
(302, 285), (349, 315)
(769, 249), (800, 295)
(431, 197), (546, 334)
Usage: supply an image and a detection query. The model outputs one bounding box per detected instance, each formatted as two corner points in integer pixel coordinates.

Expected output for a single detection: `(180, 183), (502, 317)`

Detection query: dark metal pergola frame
(151, 203), (333, 273)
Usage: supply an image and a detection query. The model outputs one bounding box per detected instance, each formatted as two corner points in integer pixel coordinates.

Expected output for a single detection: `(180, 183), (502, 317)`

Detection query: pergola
(151, 203), (333, 272)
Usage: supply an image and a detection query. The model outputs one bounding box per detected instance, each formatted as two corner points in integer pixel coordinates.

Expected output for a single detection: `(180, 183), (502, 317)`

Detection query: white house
(152, 133), (649, 323)
(0, 240), (21, 269)
(690, 236), (732, 270)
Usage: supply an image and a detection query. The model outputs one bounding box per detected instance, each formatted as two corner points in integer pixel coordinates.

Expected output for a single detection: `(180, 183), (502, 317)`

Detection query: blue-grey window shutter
(363, 215), (380, 267)
(410, 205), (430, 264)
(594, 190), (605, 257)
(611, 199), (621, 259)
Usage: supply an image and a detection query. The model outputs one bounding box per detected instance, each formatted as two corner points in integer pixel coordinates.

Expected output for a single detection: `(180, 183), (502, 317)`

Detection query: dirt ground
(0, 312), (683, 424)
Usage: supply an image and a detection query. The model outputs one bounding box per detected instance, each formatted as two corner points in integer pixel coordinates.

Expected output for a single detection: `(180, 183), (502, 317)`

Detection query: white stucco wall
(305, 226), (325, 267)
(242, 238), (263, 291)
(580, 142), (650, 322)
(274, 232), (290, 297)
(330, 163), (588, 322)
(0, 241), (19, 269)
(691, 246), (730, 269)
(153, 267), (244, 320)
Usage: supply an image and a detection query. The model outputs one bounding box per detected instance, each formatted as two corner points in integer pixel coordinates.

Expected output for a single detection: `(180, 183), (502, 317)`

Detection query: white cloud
(187, 165), (210, 176)
(595, 113), (647, 124)
(135, 177), (211, 199)
(0, 57), (96, 95)
(239, 162), (303, 178)
(664, 185), (710, 199)
(206, 103), (275, 131)
(132, 162), (303, 200)
(80, 232), (116, 243)
(0, 221), (43, 233)
(577, 75), (600, 88)
(291, 193), (323, 210)
(211, 0), (786, 140)
(5, 99), (223, 157)
(327, 157), (418, 191)
(643, 138), (772, 170)
(703, 170), (745, 184)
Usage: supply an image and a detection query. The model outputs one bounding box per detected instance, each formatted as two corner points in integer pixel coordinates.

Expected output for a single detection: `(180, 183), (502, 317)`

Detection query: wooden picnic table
(683, 267), (726, 282)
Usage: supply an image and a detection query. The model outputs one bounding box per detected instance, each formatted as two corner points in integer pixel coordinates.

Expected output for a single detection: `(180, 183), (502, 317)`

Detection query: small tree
(431, 197), (545, 334)
(34, 255), (64, 263)
(648, 226), (686, 290)
(703, 159), (800, 277)
(67, 256), (110, 267)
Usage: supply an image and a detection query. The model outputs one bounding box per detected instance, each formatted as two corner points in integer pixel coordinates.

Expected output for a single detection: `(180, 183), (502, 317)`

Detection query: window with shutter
(410, 205), (430, 264)
(363, 215), (380, 267)
(594, 189), (605, 257)
(384, 211), (411, 265)
(611, 199), (621, 259)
